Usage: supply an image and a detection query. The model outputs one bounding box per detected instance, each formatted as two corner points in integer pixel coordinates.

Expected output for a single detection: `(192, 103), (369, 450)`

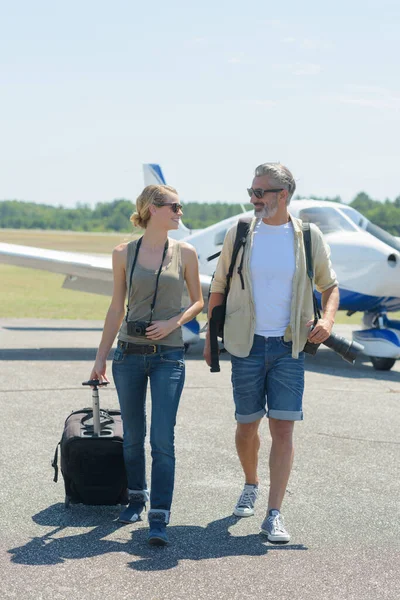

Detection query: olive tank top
(118, 238), (185, 347)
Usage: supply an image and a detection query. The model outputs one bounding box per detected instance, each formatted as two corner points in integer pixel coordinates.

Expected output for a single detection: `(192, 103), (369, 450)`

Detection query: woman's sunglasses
(153, 202), (183, 214)
(247, 187), (285, 199)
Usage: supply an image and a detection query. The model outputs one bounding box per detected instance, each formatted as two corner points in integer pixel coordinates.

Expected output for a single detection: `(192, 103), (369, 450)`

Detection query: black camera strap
(125, 237), (169, 324)
(302, 223), (321, 322)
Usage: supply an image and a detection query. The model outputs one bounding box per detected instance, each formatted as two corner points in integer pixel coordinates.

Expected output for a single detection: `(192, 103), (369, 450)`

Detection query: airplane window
(339, 207), (365, 227)
(341, 207), (400, 252)
(214, 229), (228, 246)
(299, 207), (357, 234)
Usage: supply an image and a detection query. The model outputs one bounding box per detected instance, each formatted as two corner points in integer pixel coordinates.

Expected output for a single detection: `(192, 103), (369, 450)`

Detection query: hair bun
(131, 212), (142, 228)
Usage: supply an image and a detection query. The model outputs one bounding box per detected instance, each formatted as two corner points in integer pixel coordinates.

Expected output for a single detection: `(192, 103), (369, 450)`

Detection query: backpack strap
(302, 223), (321, 321)
(226, 218), (252, 292)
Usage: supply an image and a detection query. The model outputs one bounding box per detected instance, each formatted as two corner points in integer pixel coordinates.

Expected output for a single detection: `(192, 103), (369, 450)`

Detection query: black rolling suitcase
(52, 379), (128, 507)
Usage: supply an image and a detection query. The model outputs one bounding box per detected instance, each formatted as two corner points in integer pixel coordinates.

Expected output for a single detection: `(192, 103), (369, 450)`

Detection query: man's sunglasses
(153, 202), (183, 214)
(247, 187), (285, 199)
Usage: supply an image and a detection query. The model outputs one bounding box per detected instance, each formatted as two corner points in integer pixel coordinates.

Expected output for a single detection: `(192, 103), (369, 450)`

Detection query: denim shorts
(231, 334), (305, 423)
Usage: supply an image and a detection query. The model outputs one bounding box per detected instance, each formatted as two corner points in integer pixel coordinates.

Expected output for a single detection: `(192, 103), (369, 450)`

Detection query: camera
(303, 332), (364, 364)
(127, 320), (149, 337)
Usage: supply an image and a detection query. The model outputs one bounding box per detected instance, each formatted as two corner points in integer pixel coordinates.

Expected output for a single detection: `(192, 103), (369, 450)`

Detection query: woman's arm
(145, 242), (204, 341)
(177, 243), (204, 325)
(90, 244), (127, 382)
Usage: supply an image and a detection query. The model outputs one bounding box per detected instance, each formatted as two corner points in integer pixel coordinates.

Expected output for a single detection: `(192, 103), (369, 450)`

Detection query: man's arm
(203, 227), (236, 366)
(307, 226), (339, 343)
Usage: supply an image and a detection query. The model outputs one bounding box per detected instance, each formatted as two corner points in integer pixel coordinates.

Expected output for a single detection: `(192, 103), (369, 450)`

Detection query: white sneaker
(233, 484), (259, 517)
(260, 509), (290, 543)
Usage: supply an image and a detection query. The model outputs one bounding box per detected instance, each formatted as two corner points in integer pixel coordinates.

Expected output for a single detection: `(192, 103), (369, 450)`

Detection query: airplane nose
(326, 231), (400, 299)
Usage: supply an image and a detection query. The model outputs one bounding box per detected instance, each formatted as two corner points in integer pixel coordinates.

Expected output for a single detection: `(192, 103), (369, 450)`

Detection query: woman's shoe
(148, 509), (170, 546)
(119, 490), (149, 524)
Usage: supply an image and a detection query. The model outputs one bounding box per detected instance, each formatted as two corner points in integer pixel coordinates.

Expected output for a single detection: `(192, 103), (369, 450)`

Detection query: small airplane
(1, 164), (400, 370)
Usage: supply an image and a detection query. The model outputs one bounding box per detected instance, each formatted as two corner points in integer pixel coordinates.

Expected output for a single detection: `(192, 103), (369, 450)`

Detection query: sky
(1, 0), (399, 208)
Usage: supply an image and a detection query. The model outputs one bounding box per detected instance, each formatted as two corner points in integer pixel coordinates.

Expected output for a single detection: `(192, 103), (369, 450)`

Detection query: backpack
(208, 218), (252, 371)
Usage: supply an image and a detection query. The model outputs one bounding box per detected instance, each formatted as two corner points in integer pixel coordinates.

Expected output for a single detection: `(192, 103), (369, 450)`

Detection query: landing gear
(361, 311), (398, 371)
(370, 357), (396, 371)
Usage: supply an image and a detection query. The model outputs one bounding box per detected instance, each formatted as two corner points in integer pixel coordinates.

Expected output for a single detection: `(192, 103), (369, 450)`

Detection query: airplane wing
(0, 242), (212, 302)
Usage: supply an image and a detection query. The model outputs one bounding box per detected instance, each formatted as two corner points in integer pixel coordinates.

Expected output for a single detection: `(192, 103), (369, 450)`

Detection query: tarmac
(0, 318), (399, 600)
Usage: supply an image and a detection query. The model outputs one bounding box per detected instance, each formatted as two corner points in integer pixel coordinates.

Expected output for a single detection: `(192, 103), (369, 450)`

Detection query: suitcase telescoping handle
(82, 379), (109, 437)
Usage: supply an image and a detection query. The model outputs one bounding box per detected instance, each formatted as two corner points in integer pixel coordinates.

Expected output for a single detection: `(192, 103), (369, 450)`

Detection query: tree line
(1, 192), (400, 234)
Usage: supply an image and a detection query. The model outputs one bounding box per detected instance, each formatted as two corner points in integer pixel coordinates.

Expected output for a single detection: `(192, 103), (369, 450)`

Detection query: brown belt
(117, 341), (158, 354)
(117, 341), (184, 355)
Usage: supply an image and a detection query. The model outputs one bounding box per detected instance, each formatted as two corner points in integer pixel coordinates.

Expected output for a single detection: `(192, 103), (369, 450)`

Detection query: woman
(90, 184), (204, 546)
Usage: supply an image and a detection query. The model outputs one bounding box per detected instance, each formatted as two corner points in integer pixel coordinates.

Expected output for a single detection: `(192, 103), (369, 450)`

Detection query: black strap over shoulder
(302, 223), (321, 321)
(226, 218), (252, 292)
(302, 223), (313, 280)
(125, 237), (169, 324)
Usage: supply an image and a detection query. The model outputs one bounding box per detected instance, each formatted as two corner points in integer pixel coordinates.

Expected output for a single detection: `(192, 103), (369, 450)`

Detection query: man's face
(250, 175), (282, 219)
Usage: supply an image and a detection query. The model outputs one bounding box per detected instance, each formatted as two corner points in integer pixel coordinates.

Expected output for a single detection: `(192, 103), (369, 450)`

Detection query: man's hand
(306, 318), (334, 344)
(146, 320), (176, 341)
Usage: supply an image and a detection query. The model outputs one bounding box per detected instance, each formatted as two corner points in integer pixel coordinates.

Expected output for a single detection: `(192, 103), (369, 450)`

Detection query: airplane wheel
(370, 357), (396, 371)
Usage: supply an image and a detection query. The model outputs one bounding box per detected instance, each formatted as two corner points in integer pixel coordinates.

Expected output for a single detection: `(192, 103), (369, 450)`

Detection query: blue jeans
(112, 344), (185, 511)
(231, 335), (305, 423)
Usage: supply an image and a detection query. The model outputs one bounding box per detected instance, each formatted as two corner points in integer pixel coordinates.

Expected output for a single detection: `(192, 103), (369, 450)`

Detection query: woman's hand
(89, 359), (110, 384)
(145, 320), (176, 341)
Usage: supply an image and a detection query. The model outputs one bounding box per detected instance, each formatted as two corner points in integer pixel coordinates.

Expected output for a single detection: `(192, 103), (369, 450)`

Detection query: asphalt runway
(1, 318), (400, 600)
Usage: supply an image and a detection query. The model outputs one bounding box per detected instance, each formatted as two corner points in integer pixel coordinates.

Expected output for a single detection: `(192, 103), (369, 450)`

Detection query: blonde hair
(130, 184), (178, 229)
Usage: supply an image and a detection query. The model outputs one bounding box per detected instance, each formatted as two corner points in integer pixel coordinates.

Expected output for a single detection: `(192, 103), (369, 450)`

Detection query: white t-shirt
(250, 220), (295, 337)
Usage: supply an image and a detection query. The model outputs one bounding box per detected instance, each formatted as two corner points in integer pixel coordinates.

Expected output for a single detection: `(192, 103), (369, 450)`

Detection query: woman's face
(152, 192), (183, 231)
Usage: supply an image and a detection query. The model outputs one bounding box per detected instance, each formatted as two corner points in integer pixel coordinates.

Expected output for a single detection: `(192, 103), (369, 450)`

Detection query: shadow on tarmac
(8, 505), (307, 571)
(0, 348), (102, 361)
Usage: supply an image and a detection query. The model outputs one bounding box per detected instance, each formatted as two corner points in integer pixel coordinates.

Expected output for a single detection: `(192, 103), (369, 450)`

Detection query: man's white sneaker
(260, 509), (290, 543)
(233, 484), (259, 517)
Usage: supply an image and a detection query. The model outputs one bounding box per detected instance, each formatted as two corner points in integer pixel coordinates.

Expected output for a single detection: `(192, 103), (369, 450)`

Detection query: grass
(0, 265), (111, 319)
(0, 229), (135, 318)
(1, 228), (399, 323)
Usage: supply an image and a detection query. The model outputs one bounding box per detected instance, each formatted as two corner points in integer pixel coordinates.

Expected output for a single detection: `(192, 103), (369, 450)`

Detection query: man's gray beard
(254, 198), (279, 219)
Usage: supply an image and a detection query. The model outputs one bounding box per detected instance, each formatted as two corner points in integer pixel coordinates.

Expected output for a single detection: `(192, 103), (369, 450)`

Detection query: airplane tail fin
(142, 163), (191, 238)
(143, 163), (167, 187)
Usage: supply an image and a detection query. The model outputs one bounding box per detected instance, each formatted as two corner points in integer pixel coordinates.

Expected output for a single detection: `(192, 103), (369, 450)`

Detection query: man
(204, 162), (339, 543)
